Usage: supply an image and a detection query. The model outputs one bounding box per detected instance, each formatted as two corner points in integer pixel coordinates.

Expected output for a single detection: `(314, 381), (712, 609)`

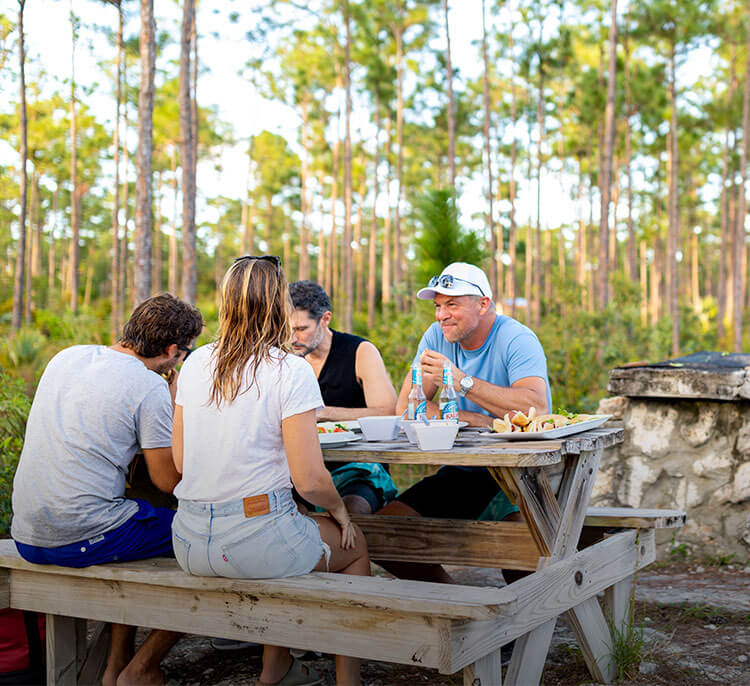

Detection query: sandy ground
(151, 561), (750, 686)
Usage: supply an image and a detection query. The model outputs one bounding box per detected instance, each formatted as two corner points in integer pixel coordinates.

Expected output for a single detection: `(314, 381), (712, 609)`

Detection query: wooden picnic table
(323, 425), (649, 685)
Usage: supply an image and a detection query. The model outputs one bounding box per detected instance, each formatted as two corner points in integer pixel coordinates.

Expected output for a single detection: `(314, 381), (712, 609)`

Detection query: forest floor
(154, 560), (750, 686)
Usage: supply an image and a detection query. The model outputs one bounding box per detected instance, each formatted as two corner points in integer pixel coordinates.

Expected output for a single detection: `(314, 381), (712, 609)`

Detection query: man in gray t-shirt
(11, 293), (202, 686)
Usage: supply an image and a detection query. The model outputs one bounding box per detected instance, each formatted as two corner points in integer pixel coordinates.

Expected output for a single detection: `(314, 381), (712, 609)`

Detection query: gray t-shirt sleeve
(136, 382), (173, 449)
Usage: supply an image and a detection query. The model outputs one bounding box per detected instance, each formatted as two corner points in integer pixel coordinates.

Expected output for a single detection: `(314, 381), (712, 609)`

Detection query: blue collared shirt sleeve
(506, 332), (548, 387)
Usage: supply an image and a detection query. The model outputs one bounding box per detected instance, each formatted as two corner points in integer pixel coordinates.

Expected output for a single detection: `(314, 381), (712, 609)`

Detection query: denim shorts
(172, 488), (329, 579)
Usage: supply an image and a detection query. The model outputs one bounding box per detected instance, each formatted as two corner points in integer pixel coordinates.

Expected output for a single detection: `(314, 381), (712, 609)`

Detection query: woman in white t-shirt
(171, 256), (369, 686)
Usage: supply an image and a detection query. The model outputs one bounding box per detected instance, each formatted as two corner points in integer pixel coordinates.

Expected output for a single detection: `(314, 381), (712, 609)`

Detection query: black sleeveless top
(318, 330), (367, 408)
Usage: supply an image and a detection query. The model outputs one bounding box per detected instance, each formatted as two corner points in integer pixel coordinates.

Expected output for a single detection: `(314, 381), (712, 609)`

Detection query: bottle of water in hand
(439, 361), (459, 423)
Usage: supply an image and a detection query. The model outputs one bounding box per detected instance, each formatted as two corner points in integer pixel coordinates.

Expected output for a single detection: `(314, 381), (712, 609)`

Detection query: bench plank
(584, 507), (687, 529)
(16, 570), (452, 670)
(349, 515), (540, 571)
(0, 540), (514, 622)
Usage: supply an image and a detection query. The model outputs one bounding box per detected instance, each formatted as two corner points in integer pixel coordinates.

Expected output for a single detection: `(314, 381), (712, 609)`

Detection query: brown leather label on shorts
(243, 494), (270, 518)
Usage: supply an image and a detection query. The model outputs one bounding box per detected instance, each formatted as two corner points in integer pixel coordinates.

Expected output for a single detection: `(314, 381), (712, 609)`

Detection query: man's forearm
(317, 405), (397, 421)
(462, 378), (548, 418)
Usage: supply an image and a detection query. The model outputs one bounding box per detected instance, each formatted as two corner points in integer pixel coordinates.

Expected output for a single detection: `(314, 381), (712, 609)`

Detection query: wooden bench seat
(583, 506), (687, 529)
(0, 529), (654, 685)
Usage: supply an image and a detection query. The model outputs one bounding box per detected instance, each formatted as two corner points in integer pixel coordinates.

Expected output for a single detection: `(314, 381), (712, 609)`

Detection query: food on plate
(492, 409), (597, 434)
(317, 423), (350, 434)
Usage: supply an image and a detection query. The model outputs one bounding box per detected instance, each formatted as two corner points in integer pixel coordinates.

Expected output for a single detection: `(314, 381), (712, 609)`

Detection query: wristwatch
(458, 375), (474, 398)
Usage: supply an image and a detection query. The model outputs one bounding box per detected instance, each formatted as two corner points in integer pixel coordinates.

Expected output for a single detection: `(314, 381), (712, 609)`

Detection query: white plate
(486, 415), (612, 440)
(318, 433), (362, 448)
(317, 421), (361, 433)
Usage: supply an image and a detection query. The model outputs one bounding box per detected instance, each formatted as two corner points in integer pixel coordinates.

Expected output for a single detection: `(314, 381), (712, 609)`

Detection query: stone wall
(593, 395), (750, 560)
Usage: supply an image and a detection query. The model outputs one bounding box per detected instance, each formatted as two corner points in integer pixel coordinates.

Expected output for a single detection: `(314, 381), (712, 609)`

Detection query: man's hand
(419, 349), (465, 389)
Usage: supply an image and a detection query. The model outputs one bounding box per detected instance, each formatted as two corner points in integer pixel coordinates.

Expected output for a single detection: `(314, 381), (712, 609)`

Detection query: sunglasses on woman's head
(233, 255), (281, 276)
(428, 274), (486, 297)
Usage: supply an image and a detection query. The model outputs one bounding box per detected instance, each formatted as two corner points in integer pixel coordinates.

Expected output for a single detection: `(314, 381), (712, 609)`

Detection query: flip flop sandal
(257, 658), (324, 686)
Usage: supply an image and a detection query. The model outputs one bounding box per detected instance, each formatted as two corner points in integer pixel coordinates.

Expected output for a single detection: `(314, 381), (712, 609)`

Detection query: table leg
(492, 446), (619, 685)
(463, 645), (503, 686)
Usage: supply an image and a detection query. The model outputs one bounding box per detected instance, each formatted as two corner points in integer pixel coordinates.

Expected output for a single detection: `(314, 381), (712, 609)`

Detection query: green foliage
(669, 535), (691, 562)
(704, 552), (737, 567)
(609, 613), (648, 681)
(413, 189), (486, 290)
(0, 369), (32, 537)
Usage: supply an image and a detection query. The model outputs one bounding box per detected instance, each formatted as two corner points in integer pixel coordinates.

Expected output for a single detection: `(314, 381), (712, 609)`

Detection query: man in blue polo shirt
(383, 261), (551, 583)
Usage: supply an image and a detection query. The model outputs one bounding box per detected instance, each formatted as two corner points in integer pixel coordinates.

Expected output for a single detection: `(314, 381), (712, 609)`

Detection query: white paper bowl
(401, 419), (466, 444)
(357, 415), (401, 441)
(413, 422), (459, 451)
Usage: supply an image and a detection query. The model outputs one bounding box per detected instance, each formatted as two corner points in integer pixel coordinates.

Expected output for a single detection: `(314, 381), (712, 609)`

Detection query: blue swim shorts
(15, 499), (175, 568)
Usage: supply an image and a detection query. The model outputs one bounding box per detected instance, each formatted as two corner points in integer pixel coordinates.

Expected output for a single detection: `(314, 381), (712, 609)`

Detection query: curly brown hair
(120, 293), (203, 358)
(210, 257), (292, 407)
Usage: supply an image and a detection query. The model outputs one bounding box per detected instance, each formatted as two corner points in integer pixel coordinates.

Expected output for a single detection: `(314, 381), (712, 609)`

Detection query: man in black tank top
(290, 281), (398, 515)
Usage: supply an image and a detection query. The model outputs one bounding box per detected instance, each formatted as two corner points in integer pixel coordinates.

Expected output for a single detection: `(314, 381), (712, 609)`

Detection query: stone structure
(593, 352), (750, 559)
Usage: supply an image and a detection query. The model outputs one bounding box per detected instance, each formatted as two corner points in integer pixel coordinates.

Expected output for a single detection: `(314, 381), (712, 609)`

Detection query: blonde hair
(210, 258), (292, 406)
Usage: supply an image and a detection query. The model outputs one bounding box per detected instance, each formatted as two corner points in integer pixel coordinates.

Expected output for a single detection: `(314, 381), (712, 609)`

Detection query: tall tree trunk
(169, 150), (179, 294)
(393, 24), (404, 307)
(152, 171), (163, 293)
(111, 0), (123, 339)
(243, 154), (255, 256)
(119, 71), (130, 317)
(735, 21), (750, 352)
(442, 0), (456, 189)
(382, 116), (392, 305)
(598, 0), (617, 309)
(328, 84), (342, 296)
(48, 185), (58, 306)
(368, 103), (380, 330)
(83, 260), (94, 309)
(507, 20), (517, 317)
(24, 170), (36, 323)
(718, 47), (736, 341)
(355, 174), (366, 315)
(12, 0), (28, 330)
(481, 0), (498, 295)
(639, 239), (648, 326)
(299, 98), (311, 280)
(315, 169), (325, 281)
(533, 67), (544, 328)
(180, 0), (197, 303)
(577, 158), (586, 299)
(342, 0), (354, 331)
(624, 16), (637, 282)
(68, 10), (79, 313)
(668, 45), (680, 354)
(190, 6), (198, 183)
(134, 0), (155, 306)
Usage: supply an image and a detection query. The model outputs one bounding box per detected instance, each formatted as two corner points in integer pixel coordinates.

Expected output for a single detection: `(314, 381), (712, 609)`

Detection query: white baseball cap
(416, 262), (493, 300)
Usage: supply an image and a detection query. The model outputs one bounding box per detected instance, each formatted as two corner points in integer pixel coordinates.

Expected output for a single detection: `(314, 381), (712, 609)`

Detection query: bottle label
(442, 365), (453, 385)
(441, 400), (459, 422)
(407, 401), (415, 421)
(415, 401), (427, 420)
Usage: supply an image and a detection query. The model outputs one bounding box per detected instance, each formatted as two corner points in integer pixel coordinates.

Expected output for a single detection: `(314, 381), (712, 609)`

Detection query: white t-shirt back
(174, 343), (323, 502)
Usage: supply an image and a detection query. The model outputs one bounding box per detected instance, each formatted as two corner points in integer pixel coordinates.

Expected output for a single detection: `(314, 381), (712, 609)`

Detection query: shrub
(0, 369), (32, 536)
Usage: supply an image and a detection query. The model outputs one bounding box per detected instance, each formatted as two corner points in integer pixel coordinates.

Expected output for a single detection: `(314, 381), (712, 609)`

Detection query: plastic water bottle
(407, 365), (427, 421)
(439, 361), (459, 423)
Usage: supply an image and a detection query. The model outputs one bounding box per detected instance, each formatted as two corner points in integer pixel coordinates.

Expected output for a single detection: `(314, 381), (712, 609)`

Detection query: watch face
(461, 376), (473, 391)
